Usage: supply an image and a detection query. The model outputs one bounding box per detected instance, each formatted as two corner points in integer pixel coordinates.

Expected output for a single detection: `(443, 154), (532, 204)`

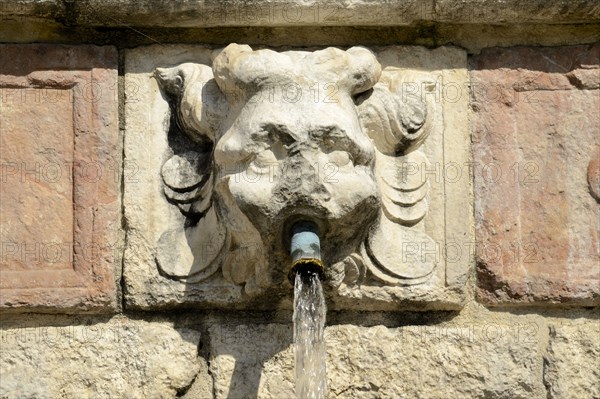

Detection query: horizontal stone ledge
(1, 0), (599, 28)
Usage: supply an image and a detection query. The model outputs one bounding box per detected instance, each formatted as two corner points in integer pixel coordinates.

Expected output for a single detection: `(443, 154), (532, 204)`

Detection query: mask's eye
(248, 148), (280, 178)
(249, 124), (291, 162)
(328, 150), (353, 167)
(250, 129), (271, 143)
(260, 123), (295, 146)
(254, 149), (278, 167)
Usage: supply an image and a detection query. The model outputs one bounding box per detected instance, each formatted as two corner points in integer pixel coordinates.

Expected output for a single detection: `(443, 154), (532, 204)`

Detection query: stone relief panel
(124, 45), (471, 310)
(0, 44), (120, 313)
(472, 44), (600, 306)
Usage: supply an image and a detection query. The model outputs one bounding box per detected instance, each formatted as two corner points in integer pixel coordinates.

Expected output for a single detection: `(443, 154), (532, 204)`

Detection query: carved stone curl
(154, 44), (437, 296)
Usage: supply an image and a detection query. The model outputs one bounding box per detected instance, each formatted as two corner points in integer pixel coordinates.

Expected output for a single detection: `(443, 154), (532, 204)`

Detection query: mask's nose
(278, 149), (332, 202)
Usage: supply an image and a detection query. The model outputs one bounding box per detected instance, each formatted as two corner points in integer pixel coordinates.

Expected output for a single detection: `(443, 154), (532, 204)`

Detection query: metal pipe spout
(288, 220), (325, 283)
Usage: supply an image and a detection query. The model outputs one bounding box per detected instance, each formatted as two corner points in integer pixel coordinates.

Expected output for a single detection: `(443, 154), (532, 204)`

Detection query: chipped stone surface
(181, 357), (214, 399)
(208, 323), (295, 398)
(472, 44), (600, 306)
(326, 324), (542, 399)
(0, 44), (121, 313)
(0, 315), (202, 399)
(2, 306), (599, 398)
(207, 304), (547, 399)
(123, 44), (471, 311)
(544, 321), (600, 399)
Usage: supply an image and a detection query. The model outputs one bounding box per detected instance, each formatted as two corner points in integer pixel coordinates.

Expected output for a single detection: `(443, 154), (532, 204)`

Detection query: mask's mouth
(287, 220), (325, 283)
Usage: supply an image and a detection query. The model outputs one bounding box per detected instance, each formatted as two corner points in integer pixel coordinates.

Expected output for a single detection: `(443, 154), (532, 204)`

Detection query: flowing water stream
(293, 271), (327, 399)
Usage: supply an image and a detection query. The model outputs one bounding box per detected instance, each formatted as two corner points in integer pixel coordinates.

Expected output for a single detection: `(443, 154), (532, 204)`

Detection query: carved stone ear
(155, 63), (228, 144)
(356, 80), (432, 155)
(154, 63), (230, 283)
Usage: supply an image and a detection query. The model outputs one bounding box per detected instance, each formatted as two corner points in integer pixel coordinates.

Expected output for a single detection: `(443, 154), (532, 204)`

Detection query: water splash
(293, 271), (327, 399)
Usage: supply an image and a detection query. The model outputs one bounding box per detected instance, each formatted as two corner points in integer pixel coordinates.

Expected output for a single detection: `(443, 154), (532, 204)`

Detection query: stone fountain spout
(147, 43), (445, 304)
(288, 221), (325, 283)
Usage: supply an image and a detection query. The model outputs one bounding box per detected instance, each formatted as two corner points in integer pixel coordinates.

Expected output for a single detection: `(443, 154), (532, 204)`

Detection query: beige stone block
(206, 305), (546, 398)
(0, 315), (202, 398)
(544, 321), (600, 399)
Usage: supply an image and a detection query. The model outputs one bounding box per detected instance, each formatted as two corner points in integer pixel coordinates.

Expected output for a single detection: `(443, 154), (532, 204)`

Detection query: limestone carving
(154, 44), (437, 295)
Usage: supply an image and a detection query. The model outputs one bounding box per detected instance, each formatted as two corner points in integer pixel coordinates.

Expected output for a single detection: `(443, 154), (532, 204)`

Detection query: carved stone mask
(154, 44), (435, 297)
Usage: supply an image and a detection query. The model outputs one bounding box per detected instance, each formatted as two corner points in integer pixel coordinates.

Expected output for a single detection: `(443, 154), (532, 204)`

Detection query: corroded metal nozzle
(288, 221), (325, 282)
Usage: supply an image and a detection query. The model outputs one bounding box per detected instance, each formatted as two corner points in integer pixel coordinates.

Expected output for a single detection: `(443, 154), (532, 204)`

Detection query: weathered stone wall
(1, 305), (598, 398)
(1, 2), (599, 398)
